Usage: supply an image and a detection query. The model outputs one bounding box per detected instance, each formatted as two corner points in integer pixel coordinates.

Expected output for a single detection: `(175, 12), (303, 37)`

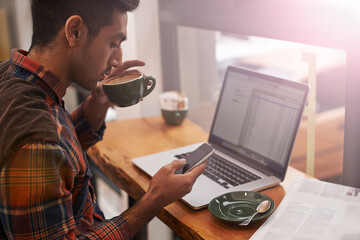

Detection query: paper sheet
(250, 177), (360, 240)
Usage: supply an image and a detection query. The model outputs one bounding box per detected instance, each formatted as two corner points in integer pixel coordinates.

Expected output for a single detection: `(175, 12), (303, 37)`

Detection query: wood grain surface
(87, 116), (309, 240)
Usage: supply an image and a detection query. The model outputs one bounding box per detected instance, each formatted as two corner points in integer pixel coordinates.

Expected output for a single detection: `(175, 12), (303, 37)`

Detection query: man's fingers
(185, 160), (207, 180)
(108, 59), (146, 79)
(167, 159), (186, 172)
(106, 69), (141, 80)
(116, 60), (146, 73)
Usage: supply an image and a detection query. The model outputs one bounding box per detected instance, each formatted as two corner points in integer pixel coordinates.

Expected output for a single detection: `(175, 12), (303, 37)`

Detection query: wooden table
(87, 116), (309, 240)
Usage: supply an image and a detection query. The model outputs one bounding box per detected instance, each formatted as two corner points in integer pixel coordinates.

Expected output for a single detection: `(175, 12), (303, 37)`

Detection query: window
(158, 0), (359, 186)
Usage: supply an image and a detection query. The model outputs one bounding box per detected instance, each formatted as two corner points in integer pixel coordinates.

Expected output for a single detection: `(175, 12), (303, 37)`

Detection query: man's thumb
(170, 158), (186, 171)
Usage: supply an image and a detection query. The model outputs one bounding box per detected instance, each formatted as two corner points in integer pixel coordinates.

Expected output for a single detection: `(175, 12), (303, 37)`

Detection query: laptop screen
(209, 66), (309, 179)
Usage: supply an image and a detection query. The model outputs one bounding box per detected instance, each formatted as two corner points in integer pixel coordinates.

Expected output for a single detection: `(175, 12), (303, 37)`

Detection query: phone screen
(176, 143), (213, 174)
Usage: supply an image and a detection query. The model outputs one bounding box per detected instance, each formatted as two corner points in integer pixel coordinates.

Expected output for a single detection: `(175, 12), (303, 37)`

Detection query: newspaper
(250, 177), (360, 240)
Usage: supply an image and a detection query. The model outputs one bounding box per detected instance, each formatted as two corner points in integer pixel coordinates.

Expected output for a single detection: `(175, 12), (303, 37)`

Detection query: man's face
(70, 10), (128, 90)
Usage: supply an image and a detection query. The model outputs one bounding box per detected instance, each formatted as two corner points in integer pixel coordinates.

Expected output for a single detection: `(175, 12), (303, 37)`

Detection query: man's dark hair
(30, 0), (139, 49)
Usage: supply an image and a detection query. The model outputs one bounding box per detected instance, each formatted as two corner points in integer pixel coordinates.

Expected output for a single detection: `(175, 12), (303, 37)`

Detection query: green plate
(208, 191), (275, 224)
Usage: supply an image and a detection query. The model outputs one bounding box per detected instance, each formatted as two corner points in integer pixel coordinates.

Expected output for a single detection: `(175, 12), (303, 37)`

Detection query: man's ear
(64, 15), (85, 47)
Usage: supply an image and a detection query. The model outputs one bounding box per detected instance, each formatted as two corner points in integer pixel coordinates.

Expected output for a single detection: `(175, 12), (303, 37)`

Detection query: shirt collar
(8, 49), (67, 104)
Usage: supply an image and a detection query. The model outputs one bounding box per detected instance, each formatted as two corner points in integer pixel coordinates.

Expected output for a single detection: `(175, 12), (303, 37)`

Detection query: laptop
(132, 65), (309, 209)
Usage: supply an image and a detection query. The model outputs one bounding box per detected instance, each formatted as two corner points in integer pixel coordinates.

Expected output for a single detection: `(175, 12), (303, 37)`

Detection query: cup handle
(143, 76), (156, 97)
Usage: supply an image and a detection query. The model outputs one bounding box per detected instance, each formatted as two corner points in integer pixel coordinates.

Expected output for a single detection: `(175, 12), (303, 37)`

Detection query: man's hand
(81, 60), (145, 132)
(89, 60), (146, 107)
(121, 159), (207, 236)
(147, 159), (207, 208)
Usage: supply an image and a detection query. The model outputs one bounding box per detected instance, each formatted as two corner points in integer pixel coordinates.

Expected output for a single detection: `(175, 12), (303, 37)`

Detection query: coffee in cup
(103, 73), (156, 107)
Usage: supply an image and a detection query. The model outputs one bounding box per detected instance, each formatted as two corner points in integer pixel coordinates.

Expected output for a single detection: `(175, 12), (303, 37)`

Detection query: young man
(0, 0), (206, 239)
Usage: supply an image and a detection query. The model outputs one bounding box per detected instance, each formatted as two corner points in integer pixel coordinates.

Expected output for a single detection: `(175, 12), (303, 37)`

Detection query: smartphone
(175, 143), (214, 174)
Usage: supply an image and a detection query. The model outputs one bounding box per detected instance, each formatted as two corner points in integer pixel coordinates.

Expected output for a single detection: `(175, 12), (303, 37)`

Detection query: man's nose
(108, 49), (122, 68)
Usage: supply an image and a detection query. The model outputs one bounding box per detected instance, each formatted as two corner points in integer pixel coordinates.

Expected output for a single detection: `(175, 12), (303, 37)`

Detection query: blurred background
(1, 0), (358, 239)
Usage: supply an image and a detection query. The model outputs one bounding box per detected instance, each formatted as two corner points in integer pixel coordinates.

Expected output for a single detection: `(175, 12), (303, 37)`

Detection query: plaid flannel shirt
(0, 49), (132, 239)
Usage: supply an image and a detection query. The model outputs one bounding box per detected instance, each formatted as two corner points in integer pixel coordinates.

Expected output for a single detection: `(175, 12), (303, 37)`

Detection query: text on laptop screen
(211, 69), (306, 169)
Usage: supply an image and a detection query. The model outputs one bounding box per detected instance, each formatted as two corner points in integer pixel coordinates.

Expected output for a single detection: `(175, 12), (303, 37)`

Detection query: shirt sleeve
(70, 103), (106, 150)
(0, 141), (132, 240)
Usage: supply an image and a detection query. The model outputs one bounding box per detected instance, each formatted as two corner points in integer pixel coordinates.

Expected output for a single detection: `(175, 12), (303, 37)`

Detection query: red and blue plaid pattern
(0, 49), (131, 239)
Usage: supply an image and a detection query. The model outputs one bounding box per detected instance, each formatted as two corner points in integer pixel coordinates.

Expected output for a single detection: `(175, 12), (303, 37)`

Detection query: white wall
(13, 0), (32, 49)
(177, 26), (217, 109)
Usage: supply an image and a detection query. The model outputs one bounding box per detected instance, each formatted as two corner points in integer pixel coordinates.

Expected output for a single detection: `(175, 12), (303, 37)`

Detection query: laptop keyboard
(174, 152), (261, 189)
